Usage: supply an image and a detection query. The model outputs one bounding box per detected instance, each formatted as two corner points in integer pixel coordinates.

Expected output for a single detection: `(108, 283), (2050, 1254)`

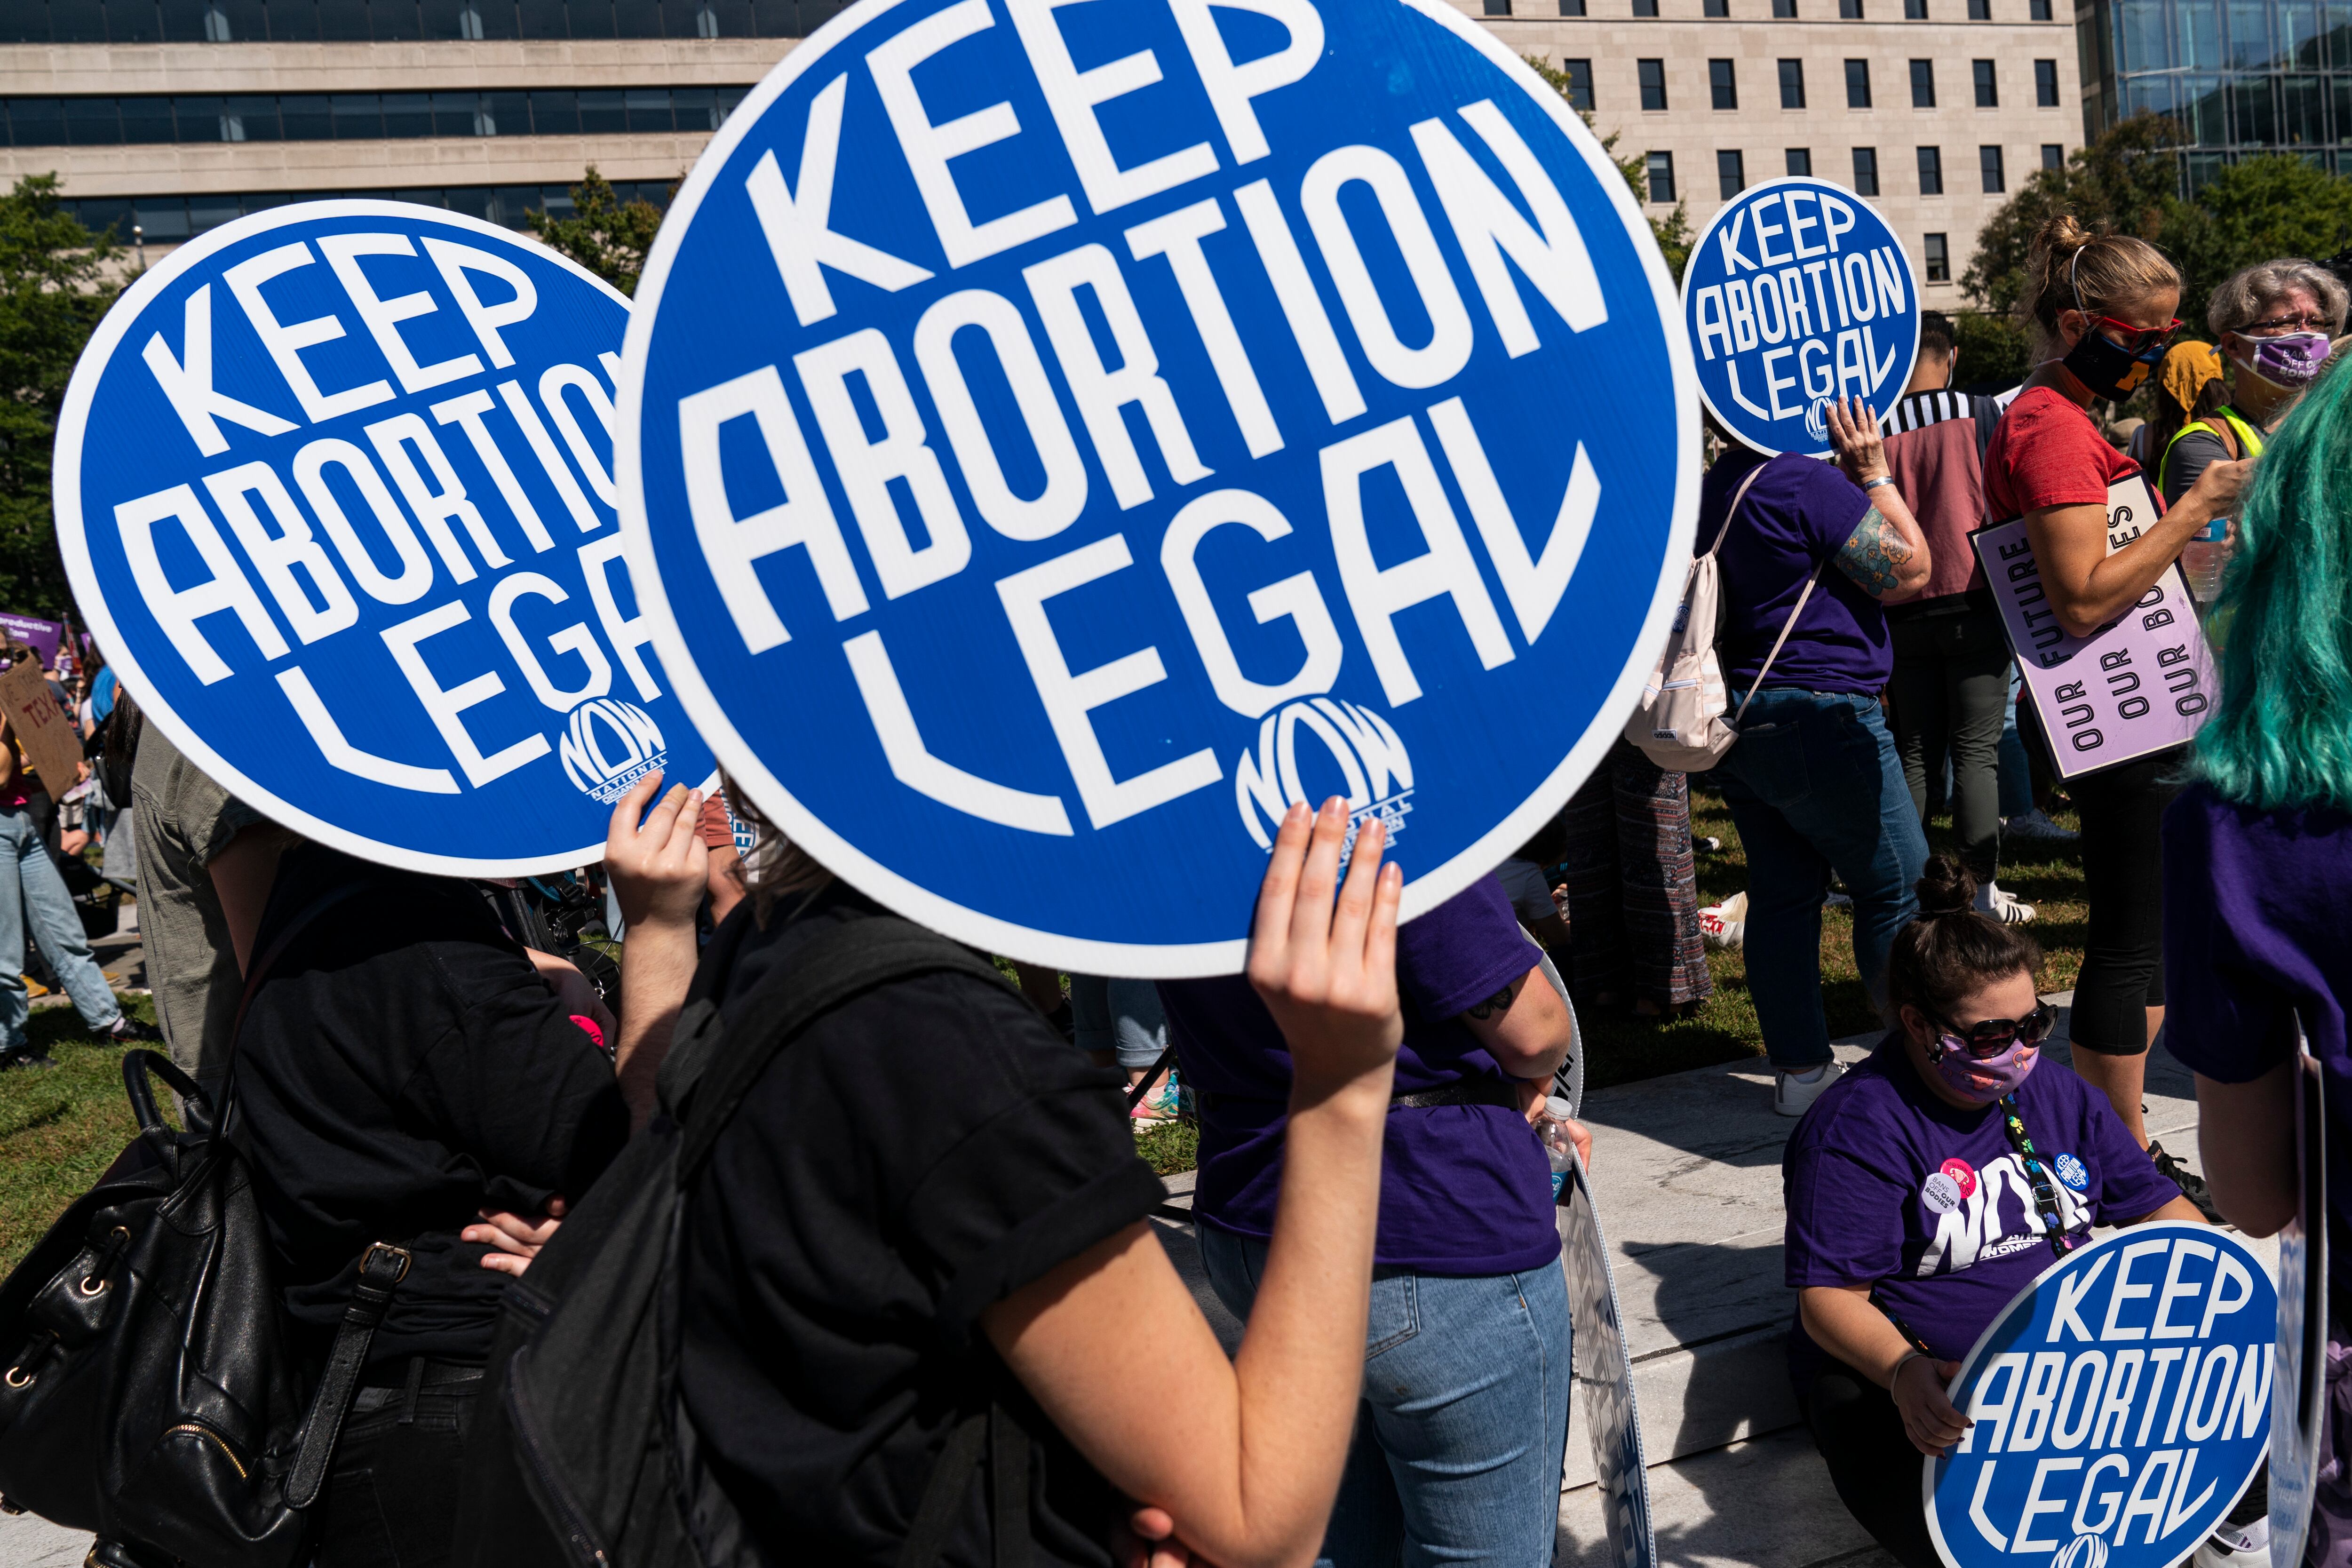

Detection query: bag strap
(284, 1239), (412, 1508)
(676, 915), (1012, 1180)
(1733, 558), (1828, 725)
(1705, 461), (1770, 557)
(889, 1400), (1037, 1568)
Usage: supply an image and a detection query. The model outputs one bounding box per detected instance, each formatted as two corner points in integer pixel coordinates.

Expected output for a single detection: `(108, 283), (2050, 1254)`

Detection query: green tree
(1960, 113), (2196, 320)
(2167, 152), (2352, 325)
(0, 176), (119, 616)
(526, 168), (667, 296)
(1521, 57), (1693, 280)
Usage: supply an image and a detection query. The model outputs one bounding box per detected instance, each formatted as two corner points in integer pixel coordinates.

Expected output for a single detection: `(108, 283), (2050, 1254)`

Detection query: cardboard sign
(1973, 475), (2217, 781)
(1681, 177), (1919, 456)
(55, 201), (715, 875)
(620, 0), (1700, 973)
(1925, 1223), (2274, 1568)
(0, 660), (85, 798)
(1559, 1147), (1657, 1568)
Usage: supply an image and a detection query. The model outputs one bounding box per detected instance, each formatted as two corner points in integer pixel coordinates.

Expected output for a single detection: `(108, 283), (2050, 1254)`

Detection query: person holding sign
(1701, 396), (1933, 1115)
(1783, 855), (2201, 1567)
(2164, 357), (2352, 1559)
(1980, 216), (2248, 1187)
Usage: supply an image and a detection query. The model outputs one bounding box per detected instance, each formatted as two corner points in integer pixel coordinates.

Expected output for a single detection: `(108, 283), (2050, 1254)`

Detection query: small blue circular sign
(1680, 177), (1918, 457)
(2056, 1153), (2091, 1193)
(622, 0), (1699, 973)
(58, 201), (715, 875)
(1926, 1223), (2273, 1568)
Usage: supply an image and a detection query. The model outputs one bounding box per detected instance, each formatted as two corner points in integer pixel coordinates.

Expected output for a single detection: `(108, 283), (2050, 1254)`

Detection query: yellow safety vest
(2160, 405), (2265, 498)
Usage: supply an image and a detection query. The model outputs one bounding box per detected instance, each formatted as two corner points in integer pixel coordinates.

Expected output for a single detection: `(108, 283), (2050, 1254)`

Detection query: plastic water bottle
(1541, 1095), (1576, 1199)
(2181, 516), (2232, 605)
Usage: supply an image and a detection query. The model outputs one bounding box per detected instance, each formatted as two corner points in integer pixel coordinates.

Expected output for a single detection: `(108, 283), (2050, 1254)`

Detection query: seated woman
(1781, 856), (2199, 1568)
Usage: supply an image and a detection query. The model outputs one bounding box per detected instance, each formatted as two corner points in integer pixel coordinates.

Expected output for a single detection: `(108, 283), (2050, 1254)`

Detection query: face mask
(2237, 330), (2333, 389)
(2062, 326), (2163, 402)
(1924, 1035), (2040, 1105)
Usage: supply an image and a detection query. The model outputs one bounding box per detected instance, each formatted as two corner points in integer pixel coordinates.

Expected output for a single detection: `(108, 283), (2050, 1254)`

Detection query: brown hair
(715, 772), (834, 924)
(2206, 257), (2351, 339)
(1886, 856), (2042, 1021)
(2021, 214), (2179, 353)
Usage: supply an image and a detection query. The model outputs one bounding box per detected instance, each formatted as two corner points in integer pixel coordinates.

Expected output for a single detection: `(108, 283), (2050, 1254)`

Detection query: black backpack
(453, 910), (1040, 1568)
(0, 886), (407, 1568)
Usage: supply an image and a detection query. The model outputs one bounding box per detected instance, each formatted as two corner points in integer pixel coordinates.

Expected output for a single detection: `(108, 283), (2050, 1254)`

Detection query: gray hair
(2206, 258), (2351, 338)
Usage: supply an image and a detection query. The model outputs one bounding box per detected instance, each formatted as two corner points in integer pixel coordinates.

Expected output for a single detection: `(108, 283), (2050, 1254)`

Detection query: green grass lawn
(0, 995), (163, 1273)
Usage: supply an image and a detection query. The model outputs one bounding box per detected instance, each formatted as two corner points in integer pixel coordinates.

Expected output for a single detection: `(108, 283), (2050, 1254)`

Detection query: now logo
(1233, 697), (1412, 854)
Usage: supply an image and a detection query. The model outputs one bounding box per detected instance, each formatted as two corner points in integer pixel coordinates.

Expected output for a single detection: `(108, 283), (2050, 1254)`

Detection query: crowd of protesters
(8, 208), (2352, 1568)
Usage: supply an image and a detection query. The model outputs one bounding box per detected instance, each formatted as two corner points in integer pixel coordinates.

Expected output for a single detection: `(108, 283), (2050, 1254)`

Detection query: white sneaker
(1774, 1060), (1845, 1117)
(2002, 808), (2079, 845)
(2194, 1516), (2268, 1567)
(1699, 891), (1748, 951)
(1973, 881), (2038, 925)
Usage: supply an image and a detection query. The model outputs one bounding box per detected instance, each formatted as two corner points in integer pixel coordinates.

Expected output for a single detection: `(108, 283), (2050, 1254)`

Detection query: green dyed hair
(2189, 357), (2352, 809)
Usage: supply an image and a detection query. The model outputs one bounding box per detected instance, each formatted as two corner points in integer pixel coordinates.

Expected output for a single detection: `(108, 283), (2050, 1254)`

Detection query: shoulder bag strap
(676, 915), (1013, 1180)
(1706, 461), (1770, 557)
(1733, 558), (1828, 725)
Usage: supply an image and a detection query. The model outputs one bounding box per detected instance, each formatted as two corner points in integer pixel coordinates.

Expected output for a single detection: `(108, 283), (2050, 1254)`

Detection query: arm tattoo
(1834, 506), (1915, 597)
(1465, 980), (1520, 1020)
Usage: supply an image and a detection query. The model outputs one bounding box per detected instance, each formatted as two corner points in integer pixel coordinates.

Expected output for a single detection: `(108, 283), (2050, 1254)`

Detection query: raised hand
(604, 772), (707, 933)
(1246, 798), (1404, 1096)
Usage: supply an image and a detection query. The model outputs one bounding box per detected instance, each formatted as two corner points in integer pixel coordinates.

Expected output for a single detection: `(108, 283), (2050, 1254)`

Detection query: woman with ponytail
(1782, 856), (2199, 1568)
(1982, 214), (2249, 1197)
(2166, 349), (2352, 1562)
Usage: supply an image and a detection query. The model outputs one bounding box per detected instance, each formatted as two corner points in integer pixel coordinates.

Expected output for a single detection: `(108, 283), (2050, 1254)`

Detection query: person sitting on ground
(2164, 349), (2352, 1547)
(1158, 866), (1583, 1567)
(599, 783), (1414, 1567)
(1703, 395), (1934, 1116)
(1782, 855), (2199, 1568)
(2159, 257), (2347, 507)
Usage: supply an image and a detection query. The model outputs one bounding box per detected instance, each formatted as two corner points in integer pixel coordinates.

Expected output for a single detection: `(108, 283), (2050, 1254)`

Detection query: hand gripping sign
(57, 202), (714, 875)
(622, 0), (1699, 973)
(1682, 177), (1918, 456)
(1926, 1223), (2274, 1568)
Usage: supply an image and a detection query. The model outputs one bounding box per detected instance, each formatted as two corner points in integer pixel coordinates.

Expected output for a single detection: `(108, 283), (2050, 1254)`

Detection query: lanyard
(1999, 1091), (2080, 1256)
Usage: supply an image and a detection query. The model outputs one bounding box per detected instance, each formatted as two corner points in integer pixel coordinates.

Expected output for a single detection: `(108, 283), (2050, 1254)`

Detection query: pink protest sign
(1972, 474), (2217, 780)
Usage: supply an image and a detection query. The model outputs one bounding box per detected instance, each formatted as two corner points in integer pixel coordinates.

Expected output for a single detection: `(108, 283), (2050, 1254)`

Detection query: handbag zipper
(506, 1347), (609, 1568)
(164, 1424), (249, 1481)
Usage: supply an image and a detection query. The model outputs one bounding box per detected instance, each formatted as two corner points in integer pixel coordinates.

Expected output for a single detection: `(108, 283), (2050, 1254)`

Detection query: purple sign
(1973, 476), (2217, 780)
(0, 614), (69, 672)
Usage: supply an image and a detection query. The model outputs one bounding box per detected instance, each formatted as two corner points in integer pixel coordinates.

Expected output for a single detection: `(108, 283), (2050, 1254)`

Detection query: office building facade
(2081, 0), (2352, 186)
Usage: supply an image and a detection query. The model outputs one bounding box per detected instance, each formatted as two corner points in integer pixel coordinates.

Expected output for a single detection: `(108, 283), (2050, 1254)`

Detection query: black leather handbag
(0, 888), (405, 1568)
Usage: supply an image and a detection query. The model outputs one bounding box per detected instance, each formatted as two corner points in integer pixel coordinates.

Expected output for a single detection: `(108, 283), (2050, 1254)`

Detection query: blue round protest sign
(57, 201), (714, 875)
(1926, 1223), (2273, 1568)
(1681, 177), (1917, 456)
(622, 0), (1699, 972)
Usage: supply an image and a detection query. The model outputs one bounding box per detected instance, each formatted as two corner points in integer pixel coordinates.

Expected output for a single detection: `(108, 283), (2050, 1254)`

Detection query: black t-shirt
(678, 887), (1166, 1568)
(235, 845), (628, 1369)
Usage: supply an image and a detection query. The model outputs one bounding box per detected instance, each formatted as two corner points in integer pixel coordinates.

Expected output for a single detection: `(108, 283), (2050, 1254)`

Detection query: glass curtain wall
(2088, 0), (2352, 186)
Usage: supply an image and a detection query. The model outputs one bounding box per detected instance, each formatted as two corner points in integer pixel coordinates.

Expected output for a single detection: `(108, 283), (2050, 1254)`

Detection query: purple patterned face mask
(1925, 1035), (2041, 1105)
(2239, 330), (2333, 389)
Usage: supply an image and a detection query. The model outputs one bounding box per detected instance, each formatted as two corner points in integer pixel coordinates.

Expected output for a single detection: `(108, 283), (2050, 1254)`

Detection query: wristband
(1889, 1347), (1926, 1389)
(1862, 475), (1897, 493)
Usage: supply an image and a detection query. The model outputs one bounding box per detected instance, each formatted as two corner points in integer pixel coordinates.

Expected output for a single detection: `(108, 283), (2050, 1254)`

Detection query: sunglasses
(2233, 314), (2331, 335)
(1928, 1002), (2057, 1059)
(2081, 314), (2184, 358)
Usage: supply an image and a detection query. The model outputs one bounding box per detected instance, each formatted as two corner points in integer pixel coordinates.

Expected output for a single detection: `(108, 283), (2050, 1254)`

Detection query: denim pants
(1067, 974), (1167, 1071)
(0, 803), (120, 1051)
(1712, 689), (1927, 1070)
(1198, 1225), (1573, 1568)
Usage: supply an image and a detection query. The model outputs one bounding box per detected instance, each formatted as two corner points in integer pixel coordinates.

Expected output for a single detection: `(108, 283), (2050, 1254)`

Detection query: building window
(1918, 144), (1944, 192)
(2030, 0), (2051, 16)
(1846, 59), (1873, 106)
(1911, 59), (1937, 106)
(1718, 148), (1746, 196)
(1786, 146), (1813, 175)
(2042, 141), (2064, 167)
(0, 86), (750, 146)
(8, 0), (830, 42)
(1925, 232), (1951, 281)
(1711, 58), (1739, 109)
(1905, 0), (1927, 14)
(1559, 0), (1586, 12)
(1704, 0), (1728, 15)
(2034, 59), (2059, 105)
(1484, 0), (1511, 14)
(1639, 58), (1668, 109)
(1973, 59), (1997, 105)
(1560, 59), (1595, 111)
(1647, 150), (1677, 202)
(1967, 0), (1988, 15)
(1853, 145), (1881, 193)
(1780, 59), (1806, 107)
(1980, 143), (2005, 190)
(1773, 0), (1797, 14)
(1634, 0), (1658, 16)
(1841, 0), (1864, 12)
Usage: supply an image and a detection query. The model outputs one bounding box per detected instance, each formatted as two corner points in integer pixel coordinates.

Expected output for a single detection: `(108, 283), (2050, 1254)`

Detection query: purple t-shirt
(1702, 446), (1888, 695)
(1159, 877), (1556, 1276)
(2164, 783), (2352, 1242)
(1783, 1036), (2180, 1382)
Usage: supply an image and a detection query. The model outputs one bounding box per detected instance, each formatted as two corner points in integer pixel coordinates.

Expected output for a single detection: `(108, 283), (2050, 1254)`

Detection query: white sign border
(615, 0), (1704, 976)
(55, 198), (649, 877)
(1678, 175), (1922, 458)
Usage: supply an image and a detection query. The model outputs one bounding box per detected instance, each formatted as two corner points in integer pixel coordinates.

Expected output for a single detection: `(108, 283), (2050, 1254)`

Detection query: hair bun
(1914, 854), (1977, 918)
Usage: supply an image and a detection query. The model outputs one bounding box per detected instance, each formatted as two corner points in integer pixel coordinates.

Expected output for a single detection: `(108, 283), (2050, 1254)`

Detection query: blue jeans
(1067, 974), (1166, 1071)
(1198, 1225), (1573, 1568)
(0, 803), (120, 1051)
(1713, 689), (1927, 1070)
